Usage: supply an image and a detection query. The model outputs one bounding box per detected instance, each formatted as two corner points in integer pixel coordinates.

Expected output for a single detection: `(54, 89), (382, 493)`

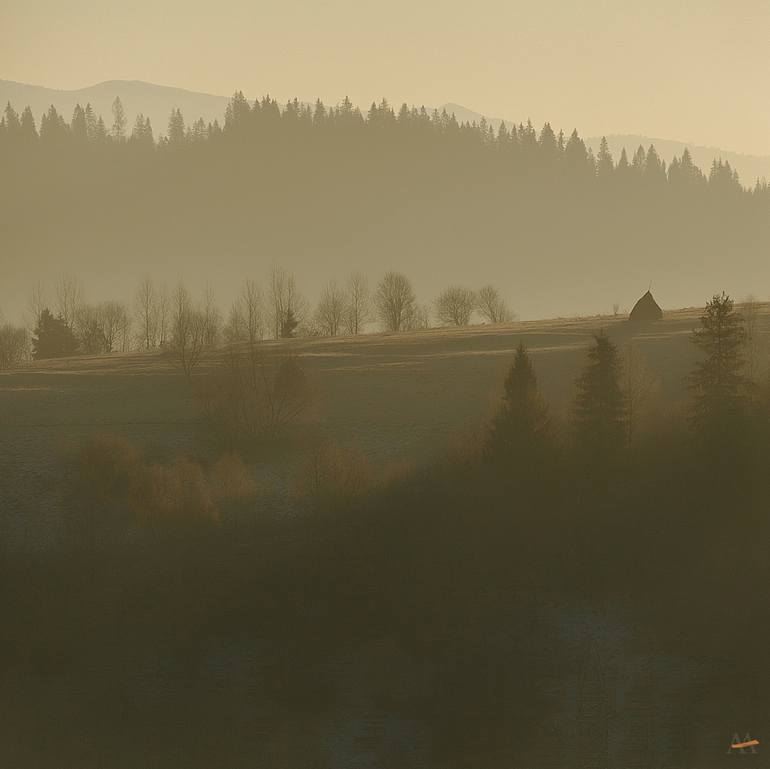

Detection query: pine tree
(71, 103), (88, 142)
(596, 137), (614, 181)
(538, 122), (558, 165)
(565, 129), (590, 176)
(573, 332), (625, 455)
(94, 116), (107, 143)
(84, 103), (97, 141)
(111, 96), (127, 141)
(167, 108), (186, 145)
(32, 309), (77, 359)
(19, 106), (37, 144)
(3, 102), (20, 138)
(644, 145), (666, 185)
(688, 293), (749, 429)
(485, 342), (551, 465)
(40, 105), (68, 144)
(631, 145), (646, 176)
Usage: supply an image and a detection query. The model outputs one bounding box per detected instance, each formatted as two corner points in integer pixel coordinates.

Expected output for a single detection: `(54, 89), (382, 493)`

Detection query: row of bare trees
(4, 268), (516, 367)
(434, 285), (513, 326)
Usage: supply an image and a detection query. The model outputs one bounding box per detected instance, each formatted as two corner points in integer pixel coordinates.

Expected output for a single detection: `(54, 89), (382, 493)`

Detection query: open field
(2, 305), (768, 550)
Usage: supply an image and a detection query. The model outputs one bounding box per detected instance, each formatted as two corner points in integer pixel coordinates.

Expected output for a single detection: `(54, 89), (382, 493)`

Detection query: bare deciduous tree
(28, 281), (47, 331)
(224, 299), (247, 345)
(404, 303), (431, 331)
(201, 284), (222, 349)
(0, 324), (29, 370)
(315, 281), (346, 336)
(117, 305), (132, 352)
(242, 279), (263, 350)
(134, 276), (159, 350)
(375, 271), (416, 332)
(74, 304), (104, 354)
(477, 285), (513, 324)
(98, 301), (129, 353)
(344, 272), (371, 335)
(56, 273), (83, 330)
(435, 286), (476, 326)
(269, 265), (307, 339)
(171, 282), (206, 380)
(157, 284), (170, 348)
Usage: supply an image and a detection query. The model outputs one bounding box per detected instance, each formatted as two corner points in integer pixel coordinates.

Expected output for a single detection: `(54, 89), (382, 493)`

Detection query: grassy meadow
(0, 306), (723, 550)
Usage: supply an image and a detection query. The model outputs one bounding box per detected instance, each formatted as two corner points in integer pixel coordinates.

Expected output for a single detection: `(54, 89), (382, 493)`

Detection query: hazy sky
(2, 0), (769, 154)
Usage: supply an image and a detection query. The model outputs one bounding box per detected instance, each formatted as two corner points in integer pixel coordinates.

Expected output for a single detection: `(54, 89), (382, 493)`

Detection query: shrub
(209, 453), (258, 502)
(198, 351), (312, 446)
(301, 442), (376, 509)
(66, 435), (258, 535)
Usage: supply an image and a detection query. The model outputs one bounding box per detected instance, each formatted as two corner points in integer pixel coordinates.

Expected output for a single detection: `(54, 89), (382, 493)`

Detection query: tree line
(2, 94), (767, 198)
(0, 268), (513, 368)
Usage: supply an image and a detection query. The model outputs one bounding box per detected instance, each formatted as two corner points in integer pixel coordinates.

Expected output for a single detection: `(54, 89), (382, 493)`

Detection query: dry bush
(198, 350), (312, 445)
(67, 435), (258, 534)
(301, 442), (377, 508)
(299, 442), (415, 511)
(70, 433), (143, 505)
(133, 459), (218, 524)
(209, 452), (258, 502)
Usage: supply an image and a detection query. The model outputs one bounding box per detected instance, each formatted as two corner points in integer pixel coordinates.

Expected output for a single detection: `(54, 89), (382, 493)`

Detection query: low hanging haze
(2, 0), (769, 156)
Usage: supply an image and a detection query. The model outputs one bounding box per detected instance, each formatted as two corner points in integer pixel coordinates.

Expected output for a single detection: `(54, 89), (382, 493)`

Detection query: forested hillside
(2, 94), (769, 320)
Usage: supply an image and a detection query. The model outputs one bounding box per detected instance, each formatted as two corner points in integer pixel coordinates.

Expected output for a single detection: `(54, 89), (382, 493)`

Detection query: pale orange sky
(1, 0), (769, 154)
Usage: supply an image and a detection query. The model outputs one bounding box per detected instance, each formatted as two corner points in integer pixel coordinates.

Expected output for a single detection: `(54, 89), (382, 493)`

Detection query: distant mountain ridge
(3, 79), (768, 183)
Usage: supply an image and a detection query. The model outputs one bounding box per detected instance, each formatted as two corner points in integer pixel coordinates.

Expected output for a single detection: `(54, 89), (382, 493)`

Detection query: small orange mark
(731, 739), (760, 750)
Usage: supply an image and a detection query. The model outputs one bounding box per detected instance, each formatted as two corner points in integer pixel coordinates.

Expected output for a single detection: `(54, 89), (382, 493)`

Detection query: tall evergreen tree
(111, 96), (127, 141)
(40, 105), (68, 144)
(3, 102), (20, 138)
(19, 106), (37, 144)
(688, 293), (749, 429)
(167, 108), (186, 145)
(84, 103), (97, 142)
(596, 137), (614, 181)
(565, 129), (590, 176)
(32, 309), (77, 359)
(71, 103), (88, 142)
(573, 332), (625, 455)
(485, 342), (551, 465)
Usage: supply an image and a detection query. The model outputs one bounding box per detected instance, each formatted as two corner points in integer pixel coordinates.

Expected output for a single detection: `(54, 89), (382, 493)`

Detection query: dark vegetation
(2, 294), (768, 767)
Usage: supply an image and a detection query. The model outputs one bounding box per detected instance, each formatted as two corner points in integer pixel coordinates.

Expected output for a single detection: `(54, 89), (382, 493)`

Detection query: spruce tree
(688, 293), (749, 429)
(167, 108), (186, 145)
(485, 342), (551, 465)
(111, 96), (127, 141)
(32, 309), (77, 359)
(71, 103), (87, 142)
(596, 137), (614, 180)
(19, 106), (37, 144)
(573, 332), (625, 455)
(3, 102), (20, 137)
